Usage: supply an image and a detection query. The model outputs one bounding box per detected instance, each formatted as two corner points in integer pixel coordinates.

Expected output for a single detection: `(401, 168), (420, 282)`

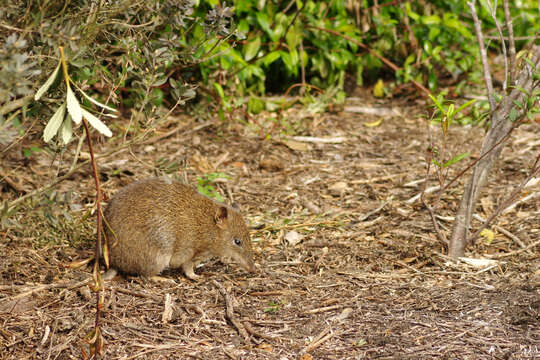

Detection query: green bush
(195, 0), (539, 97)
(1, 0), (539, 127)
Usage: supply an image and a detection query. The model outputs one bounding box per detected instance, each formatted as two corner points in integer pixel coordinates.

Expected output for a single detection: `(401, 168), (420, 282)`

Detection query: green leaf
(256, 12), (276, 41)
(456, 99), (476, 113)
(444, 152), (469, 168)
(262, 51), (281, 66)
(43, 102), (66, 142)
(35, 62), (61, 101)
(244, 37), (261, 61)
(60, 114), (73, 144)
(428, 27), (441, 41)
(422, 15), (441, 25)
(280, 51), (293, 72)
(247, 96), (265, 114)
(509, 108), (519, 121)
(428, 94), (445, 113)
(81, 108), (112, 137)
(213, 82), (225, 100)
(286, 29), (300, 49)
(66, 86), (82, 124)
(447, 104), (455, 119)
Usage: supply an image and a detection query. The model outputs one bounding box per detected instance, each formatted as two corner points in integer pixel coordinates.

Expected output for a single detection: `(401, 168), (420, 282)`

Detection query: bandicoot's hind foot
(102, 269), (117, 281)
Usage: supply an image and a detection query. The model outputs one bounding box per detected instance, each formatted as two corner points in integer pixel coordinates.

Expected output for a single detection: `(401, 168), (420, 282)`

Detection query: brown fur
(103, 177), (255, 279)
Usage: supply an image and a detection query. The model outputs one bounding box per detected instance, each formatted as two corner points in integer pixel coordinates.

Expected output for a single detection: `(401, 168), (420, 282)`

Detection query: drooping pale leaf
(77, 87), (117, 113)
(34, 62), (61, 101)
(43, 102), (66, 142)
(81, 108), (112, 137)
(66, 86), (82, 124)
(60, 113), (73, 144)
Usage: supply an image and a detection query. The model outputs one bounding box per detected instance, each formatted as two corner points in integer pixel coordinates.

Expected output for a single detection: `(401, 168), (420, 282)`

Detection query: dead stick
(4, 278), (91, 301)
(242, 321), (277, 340)
(490, 238), (540, 259)
(301, 326), (340, 354)
(211, 280), (250, 343)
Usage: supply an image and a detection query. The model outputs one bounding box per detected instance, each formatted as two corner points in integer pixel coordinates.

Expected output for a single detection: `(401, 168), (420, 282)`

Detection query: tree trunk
(448, 47), (540, 257)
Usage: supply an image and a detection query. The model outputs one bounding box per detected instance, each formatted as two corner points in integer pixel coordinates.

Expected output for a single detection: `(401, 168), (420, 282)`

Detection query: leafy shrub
(0, 0), (225, 134)
(1, 0), (539, 130)
(195, 0), (540, 98)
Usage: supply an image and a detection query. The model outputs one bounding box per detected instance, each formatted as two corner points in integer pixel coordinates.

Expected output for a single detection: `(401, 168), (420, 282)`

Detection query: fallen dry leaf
(260, 158), (284, 172)
(281, 139), (311, 151)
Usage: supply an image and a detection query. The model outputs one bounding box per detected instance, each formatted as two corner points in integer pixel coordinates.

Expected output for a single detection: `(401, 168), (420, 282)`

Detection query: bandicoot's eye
(233, 238), (242, 246)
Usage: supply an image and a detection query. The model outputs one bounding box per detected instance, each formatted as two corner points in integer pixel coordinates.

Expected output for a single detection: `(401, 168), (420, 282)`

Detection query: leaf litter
(0, 98), (539, 359)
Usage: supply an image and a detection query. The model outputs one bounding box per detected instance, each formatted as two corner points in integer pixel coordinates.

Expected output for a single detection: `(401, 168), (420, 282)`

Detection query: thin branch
(421, 146), (448, 245)
(485, 0), (508, 92)
(283, 0), (306, 40)
(502, 0), (517, 85)
(468, 0), (497, 110)
(212, 280), (250, 344)
(440, 124), (516, 194)
(81, 117), (105, 358)
(467, 154), (540, 245)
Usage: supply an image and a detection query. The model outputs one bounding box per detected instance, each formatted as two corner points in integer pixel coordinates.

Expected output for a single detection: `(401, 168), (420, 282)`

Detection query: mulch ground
(1, 97), (539, 359)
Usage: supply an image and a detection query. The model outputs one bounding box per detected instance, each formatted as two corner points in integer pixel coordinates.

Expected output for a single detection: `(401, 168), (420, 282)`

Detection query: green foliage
(196, 172), (230, 202)
(194, 0), (540, 98)
(429, 92), (476, 169)
(263, 300), (283, 313)
(0, 34), (40, 104)
(1, 0), (539, 129)
(0, 0), (221, 138)
(429, 93), (477, 131)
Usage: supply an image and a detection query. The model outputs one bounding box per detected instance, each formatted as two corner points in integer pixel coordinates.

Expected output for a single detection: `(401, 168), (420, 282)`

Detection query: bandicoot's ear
(231, 202), (241, 211)
(215, 206), (228, 229)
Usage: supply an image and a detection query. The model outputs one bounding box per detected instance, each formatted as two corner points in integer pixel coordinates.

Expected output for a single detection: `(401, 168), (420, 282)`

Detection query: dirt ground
(1, 97), (539, 359)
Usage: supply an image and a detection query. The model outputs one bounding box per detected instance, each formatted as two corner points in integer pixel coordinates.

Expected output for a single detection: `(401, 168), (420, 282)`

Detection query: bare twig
(421, 146), (448, 244)
(212, 280), (250, 343)
(3, 278), (91, 301)
(467, 155), (540, 245)
(242, 321), (277, 340)
(485, 0), (509, 92)
(468, 1), (496, 110)
(0, 94), (33, 115)
(81, 116), (105, 358)
(503, 191), (540, 214)
(472, 214), (528, 249)
(489, 238), (540, 259)
(502, 0), (517, 84)
(358, 196), (392, 222)
(449, 43), (540, 256)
